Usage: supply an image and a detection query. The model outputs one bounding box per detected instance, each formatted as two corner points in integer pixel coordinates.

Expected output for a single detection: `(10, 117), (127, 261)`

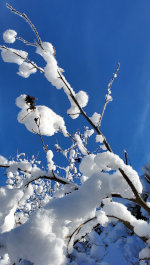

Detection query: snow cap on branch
(1, 48), (28, 65)
(3, 29), (17, 43)
(90, 112), (101, 126)
(18, 62), (37, 78)
(16, 95), (68, 137)
(67, 90), (89, 119)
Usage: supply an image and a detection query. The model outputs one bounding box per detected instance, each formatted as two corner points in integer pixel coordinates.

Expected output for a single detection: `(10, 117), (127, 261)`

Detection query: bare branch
(98, 62), (120, 127)
(6, 3), (43, 49)
(57, 70), (113, 152)
(107, 215), (147, 243)
(25, 173), (79, 188)
(16, 36), (38, 47)
(33, 116), (48, 154)
(66, 216), (97, 254)
(0, 164), (79, 189)
(124, 149), (128, 165)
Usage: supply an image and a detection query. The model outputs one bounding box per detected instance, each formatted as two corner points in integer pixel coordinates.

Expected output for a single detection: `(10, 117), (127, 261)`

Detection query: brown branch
(33, 116), (48, 154)
(107, 215), (147, 243)
(57, 70), (112, 152)
(0, 164), (78, 188)
(124, 149), (128, 165)
(66, 216), (97, 254)
(119, 168), (150, 214)
(25, 174), (79, 188)
(139, 257), (150, 261)
(57, 70), (150, 214)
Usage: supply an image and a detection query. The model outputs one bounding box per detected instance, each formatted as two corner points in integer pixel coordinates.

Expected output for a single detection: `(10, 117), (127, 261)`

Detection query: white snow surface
(0, 171), (108, 265)
(0, 187), (23, 233)
(80, 151), (142, 198)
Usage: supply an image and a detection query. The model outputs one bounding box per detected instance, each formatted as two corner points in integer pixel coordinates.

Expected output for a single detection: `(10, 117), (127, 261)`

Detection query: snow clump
(3, 29), (17, 43)
(16, 94), (68, 137)
(1, 48), (28, 65)
(17, 62), (37, 78)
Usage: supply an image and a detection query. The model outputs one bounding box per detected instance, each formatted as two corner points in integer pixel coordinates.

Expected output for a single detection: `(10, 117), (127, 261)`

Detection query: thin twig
(67, 132), (89, 155)
(0, 163), (78, 188)
(33, 116), (48, 154)
(57, 70), (112, 152)
(98, 62), (120, 127)
(124, 149), (128, 165)
(16, 36), (38, 47)
(6, 3), (43, 49)
(66, 216), (97, 254)
(19, 110), (34, 122)
(25, 174), (79, 188)
(107, 215), (147, 243)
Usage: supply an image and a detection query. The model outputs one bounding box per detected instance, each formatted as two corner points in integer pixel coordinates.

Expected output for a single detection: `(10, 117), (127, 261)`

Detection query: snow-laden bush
(0, 3), (150, 265)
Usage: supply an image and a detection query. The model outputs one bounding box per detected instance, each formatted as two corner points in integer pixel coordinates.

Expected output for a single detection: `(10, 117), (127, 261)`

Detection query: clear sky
(0, 0), (150, 175)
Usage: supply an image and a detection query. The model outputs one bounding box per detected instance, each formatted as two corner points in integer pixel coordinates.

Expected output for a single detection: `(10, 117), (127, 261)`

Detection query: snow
(3, 30), (17, 43)
(17, 62), (37, 78)
(103, 202), (136, 223)
(0, 187), (23, 233)
(96, 134), (104, 143)
(47, 150), (56, 171)
(84, 129), (94, 138)
(16, 95), (68, 137)
(79, 152), (142, 199)
(75, 91), (88, 108)
(36, 42), (88, 118)
(1, 48), (28, 65)
(79, 154), (99, 179)
(139, 247), (150, 260)
(74, 134), (88, 155)
(1, 209), (67, 265)
(36, 42), (63, 89)
(0, 155), (8, 165)
(90, 112), (101, 126)
(94, 151), (125, 170)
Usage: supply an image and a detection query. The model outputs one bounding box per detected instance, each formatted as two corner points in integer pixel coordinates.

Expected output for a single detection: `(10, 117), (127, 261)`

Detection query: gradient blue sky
(0, 0), (150, 175)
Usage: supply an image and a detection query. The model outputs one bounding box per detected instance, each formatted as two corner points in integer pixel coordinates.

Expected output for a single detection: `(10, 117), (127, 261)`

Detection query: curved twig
(66, 216), (97, 254)
(6, 3), (43, 49)
(98, 62), (120, 127)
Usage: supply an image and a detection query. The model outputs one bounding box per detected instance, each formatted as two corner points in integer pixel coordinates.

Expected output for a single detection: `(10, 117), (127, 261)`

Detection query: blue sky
(0, 0), (150, 175)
